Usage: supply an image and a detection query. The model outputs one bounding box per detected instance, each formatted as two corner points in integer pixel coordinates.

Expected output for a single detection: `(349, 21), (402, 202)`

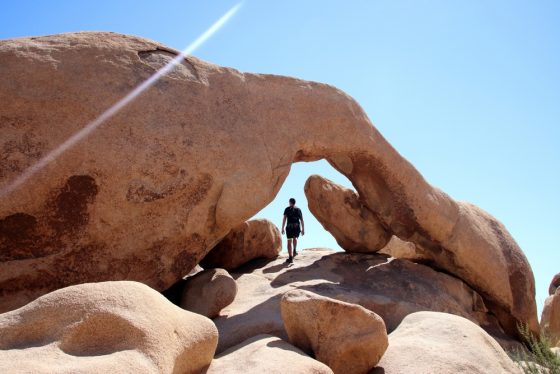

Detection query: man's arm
(300, 213), (305, 235)
(281, 215), (286, 235)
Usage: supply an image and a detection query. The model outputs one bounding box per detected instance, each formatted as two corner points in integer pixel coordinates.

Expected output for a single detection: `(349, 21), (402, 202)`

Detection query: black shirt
(284, 206), (302, 224)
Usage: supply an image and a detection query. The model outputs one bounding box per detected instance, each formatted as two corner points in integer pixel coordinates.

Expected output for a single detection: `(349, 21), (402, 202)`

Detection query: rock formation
(213, 249), (517, 353)
(304, 174), (537, 336)
(550, 273), (560, 296)
(372, 311), (522, 374)
(0, 281), (218, 374)
(281, 289), (388, 374)
(202, 219), (281, 270)
(206, 334), (333, 374)
(180, 268), (237, 318)
(0, 32), (537, 338)
(541, 288), (560, 347)
(304, 175), (391, 252)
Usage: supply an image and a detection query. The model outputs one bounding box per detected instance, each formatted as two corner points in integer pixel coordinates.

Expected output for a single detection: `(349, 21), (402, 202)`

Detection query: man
(281, 198), (305, 263)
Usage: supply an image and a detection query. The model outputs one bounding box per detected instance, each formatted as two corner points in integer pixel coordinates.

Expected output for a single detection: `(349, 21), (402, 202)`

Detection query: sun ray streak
(0, 2), (243, 199)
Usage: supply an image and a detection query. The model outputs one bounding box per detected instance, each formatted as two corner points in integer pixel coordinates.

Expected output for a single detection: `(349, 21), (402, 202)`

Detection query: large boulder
(213, 249), (517, 353)
(281, 289), (388, 374)
(550, 273), (560, 295)
(0, 281), (218, 374)
(202, 219), (281, 270)
(0, 32), (537, 337)
(372, 311), (521, 374)
(304, 175), (391, 252)
(180, 268), (237, 318)
(206, 334), (333, 374)
(541, 289), (560, 347)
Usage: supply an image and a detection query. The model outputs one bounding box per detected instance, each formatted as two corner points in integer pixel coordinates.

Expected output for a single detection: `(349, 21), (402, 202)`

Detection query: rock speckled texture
(281, 289), (388, 374)
(0, 281), (218, 374)
(0, 32), (537, 337)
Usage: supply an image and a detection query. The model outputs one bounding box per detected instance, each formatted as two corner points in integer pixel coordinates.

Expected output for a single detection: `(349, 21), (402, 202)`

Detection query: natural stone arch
(0, 32), (537, 338)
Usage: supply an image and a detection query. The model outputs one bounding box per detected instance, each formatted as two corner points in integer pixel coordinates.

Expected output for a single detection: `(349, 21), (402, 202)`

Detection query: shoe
(285, 257), (293, 264)
(293, 250), (298, 257)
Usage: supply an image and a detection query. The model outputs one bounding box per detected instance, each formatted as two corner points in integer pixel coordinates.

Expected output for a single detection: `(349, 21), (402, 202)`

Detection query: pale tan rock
(207, 334), (333, 374)
(540, 291), (560, 347)
(373, 311), (522, 374)
(304, 175), (391, 252)
(0, 32), (537, 337)
(379, 235), (424, 261)
(550, 273), (560, 295)
(0, 281), (218, 374)
(180, 268), (237, 318)
(202, 219), (281, 270)
(214, 249), (518, 353)
(281, 289), (388, 374)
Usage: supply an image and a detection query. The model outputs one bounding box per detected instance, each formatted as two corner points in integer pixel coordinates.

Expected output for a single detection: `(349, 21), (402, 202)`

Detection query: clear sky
(2, 1), (558, 316)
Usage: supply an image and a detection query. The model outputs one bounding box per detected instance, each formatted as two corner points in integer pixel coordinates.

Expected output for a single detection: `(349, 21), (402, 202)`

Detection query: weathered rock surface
(180, 268), (237, 318)
(304, 174), (537, 336)
(202, 219), (281, 270)
(0, 32), (537, 337)
(206, 334), (333, 374)
(541, 290), (560, 347)
(0, 281), (218, 374)
(304, 175), (391, 252)
(372, 311), (522, 374)
(213, 249), (516, 353)
(379, 235), (425, 261)
(550, 273), (560, 296)
(281, 289), (388, 374)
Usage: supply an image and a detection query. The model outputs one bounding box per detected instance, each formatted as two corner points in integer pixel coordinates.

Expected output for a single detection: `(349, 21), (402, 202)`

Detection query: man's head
(289, 198), (296, 206)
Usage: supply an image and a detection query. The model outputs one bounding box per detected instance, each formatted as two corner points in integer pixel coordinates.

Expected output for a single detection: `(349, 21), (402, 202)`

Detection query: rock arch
(0, 32), (537, 337)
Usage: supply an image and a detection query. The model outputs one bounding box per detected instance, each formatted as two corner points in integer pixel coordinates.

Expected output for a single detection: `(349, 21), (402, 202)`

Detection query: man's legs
(286, 238), (293, 262)
(293, 237), (298, 256)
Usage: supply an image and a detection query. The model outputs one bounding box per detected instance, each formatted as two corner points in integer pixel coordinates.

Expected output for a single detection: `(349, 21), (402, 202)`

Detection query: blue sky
(2, 1), (558, 315)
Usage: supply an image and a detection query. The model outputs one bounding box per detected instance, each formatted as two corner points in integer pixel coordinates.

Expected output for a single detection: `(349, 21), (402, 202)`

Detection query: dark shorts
(286, 224), (301, 239)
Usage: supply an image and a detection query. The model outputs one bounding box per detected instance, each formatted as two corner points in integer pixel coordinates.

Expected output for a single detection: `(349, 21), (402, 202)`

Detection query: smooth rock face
(213, 249), (514, 353)
(550, 273), (560, 295)
(372, 311), (522, 374)
(0, 281), (218, 374)
(202, 219), (281, 270)
(540, 290), (560, 347)
(180, 268), (237, 318)
(379, 236), (425, 261)
(207, 334), (333, 374)
(0, 32), (537, 337)
(281, 289), (388, 374)
(304, 175), (391, 252)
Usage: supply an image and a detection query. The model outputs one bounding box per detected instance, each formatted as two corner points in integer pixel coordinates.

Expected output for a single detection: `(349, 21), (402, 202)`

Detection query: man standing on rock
(282, 198), (305, 264)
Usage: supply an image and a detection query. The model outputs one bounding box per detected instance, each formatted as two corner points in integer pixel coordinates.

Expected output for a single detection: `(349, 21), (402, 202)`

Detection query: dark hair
(289, 198), (296, 204)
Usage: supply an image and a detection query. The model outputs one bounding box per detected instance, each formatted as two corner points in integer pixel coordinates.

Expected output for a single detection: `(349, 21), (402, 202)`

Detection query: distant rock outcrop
(180, 268), (237, 318)
(372, 312), (522, 374)
(0, 281), (218, 374)
(207, 334), (333, 374)
(550, 273), (560, 296)
(281, 289), (388, 374)
(541, 288), (560, 347)
(0, 32), (537, 338)
(202, 219), (281, 270)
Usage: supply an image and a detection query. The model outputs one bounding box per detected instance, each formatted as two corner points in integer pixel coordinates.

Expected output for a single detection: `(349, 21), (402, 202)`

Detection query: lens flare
(0, 2), (243, 199)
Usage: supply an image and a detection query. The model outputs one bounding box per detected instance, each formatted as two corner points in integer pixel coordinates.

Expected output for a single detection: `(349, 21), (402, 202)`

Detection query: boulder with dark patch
(0, 32), (538, 339)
